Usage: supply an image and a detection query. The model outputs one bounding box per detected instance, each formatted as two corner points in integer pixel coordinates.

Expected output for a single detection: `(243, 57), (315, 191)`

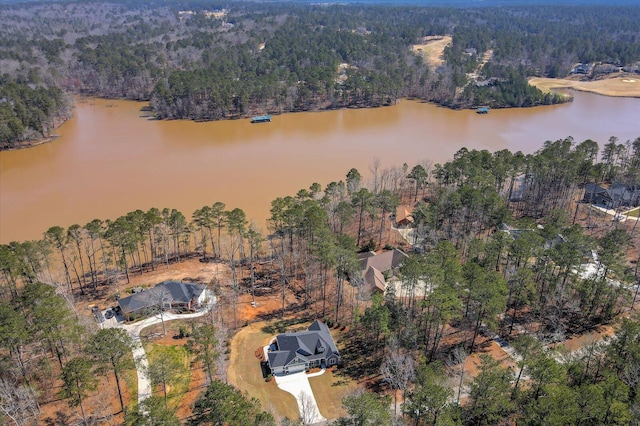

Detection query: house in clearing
(117, 280), (207, 320)
(359, 249), (409, 294)
(267, 320), (340, 375)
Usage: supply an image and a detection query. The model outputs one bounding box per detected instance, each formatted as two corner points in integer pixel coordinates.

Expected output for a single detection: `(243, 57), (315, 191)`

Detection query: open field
(529, 76), (640, 98)
(412, 35), (451, 68)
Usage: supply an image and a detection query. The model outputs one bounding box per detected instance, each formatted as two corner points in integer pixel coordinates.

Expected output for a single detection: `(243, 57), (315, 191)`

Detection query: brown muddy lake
(1, 92), (639, 243)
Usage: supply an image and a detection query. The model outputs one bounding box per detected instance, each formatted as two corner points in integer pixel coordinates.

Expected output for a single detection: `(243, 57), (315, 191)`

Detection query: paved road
(105, 292), (216, 406)
(274, 369), (327, 425)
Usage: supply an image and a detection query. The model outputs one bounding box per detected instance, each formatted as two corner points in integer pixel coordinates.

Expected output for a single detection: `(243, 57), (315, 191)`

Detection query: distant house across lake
(571, 63), (593, 75)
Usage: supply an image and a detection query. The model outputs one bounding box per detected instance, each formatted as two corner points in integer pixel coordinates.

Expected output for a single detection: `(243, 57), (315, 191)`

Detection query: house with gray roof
(267, 320), (340, 375)
(118, 280), (207, 319)
(583, 183), (640, 208)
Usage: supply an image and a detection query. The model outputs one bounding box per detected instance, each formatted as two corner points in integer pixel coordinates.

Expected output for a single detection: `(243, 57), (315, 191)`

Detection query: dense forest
(1, 0), (640, 147)
(2, 133), (640, 424)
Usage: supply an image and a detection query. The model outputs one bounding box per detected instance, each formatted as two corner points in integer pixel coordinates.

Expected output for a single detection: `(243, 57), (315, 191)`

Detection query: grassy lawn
(145, 344), (192, 411)
(122, 367), (139, 411)
(139, 319), (193, 339)
(309, 368), (358, 420)
(228, 320), (361, 422)
(228, 321), (300, 421)
(625, 207), (640, 217)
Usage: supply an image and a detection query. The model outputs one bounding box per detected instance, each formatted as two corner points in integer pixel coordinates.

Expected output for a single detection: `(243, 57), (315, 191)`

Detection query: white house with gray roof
(267, 320), (340, 375)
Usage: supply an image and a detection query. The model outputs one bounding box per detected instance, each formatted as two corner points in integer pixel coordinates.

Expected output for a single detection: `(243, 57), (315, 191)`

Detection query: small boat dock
(251, 115), (272, 123)
(476, 107), (490, 114)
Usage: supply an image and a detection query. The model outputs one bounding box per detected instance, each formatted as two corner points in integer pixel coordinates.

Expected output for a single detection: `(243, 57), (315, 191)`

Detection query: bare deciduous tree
(0, 378), (40, 426)
(299, 390), (320, 426)
(380, 339), (415, 417)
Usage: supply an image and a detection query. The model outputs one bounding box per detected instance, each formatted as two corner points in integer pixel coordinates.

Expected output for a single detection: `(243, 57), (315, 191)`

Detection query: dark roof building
(583, 183), (640, 208)
(571, 63), (593, 75)
(267, 320), (340, 375)
(118, 280), (206, 318)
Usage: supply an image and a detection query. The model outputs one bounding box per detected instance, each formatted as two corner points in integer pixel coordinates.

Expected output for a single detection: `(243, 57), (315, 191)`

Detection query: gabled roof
(395, 206), (414, 224)
(160, 280), (205, 303)
(267, 320), (339, 369)
(359, 249), (408, 273)
(118, 281), (205, 315)
(584, 183), (610, 196)
(364, 267), (386, 293)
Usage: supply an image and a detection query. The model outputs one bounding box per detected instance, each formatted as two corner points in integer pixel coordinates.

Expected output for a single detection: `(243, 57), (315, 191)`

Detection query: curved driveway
(106, 292), (216, 406)
(274, 370), (327, 425)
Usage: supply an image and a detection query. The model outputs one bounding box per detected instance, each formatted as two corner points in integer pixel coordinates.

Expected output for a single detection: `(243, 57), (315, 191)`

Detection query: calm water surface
(1, 92), (638, 243)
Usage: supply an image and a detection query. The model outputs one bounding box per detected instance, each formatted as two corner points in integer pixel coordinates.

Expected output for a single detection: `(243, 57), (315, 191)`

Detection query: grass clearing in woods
(411, 36), (452, 68)
(145, 344), (192, 411)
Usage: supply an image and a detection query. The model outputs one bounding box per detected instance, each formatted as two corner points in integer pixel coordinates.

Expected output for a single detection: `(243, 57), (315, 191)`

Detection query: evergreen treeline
(1, 1), (639, 146)
(0, 74), (71, 149)
(2, 135), (640, 423)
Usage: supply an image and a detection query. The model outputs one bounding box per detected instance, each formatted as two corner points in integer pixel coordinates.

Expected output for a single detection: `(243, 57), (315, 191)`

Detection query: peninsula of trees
(2, 0), (640, 148)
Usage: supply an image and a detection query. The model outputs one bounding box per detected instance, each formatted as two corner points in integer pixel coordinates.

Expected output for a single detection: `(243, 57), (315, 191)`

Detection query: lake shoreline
(0, 88), (578, 152)
(0, 135), (60, 151)
(2, 91), (639, 244)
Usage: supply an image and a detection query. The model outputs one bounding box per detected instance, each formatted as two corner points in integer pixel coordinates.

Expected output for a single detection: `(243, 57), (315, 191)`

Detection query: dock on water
(251, 115), (272, 123)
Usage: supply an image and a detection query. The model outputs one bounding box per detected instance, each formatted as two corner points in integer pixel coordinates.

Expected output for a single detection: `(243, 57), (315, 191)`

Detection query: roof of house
(118, 280), (205, 315)
(267, 320), (339, 369)
(584, 183), (609, 195)
(395, 206), (414, 224)
(359, 249), (408, 273)
(364, 267), (386, 293)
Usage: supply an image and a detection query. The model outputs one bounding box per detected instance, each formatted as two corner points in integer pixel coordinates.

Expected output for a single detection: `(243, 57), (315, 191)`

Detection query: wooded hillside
(1, 1), (639, 148)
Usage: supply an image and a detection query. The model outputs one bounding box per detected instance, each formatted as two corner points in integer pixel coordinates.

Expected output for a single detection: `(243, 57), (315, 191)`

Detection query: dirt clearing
(412, 36), (452, 68)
